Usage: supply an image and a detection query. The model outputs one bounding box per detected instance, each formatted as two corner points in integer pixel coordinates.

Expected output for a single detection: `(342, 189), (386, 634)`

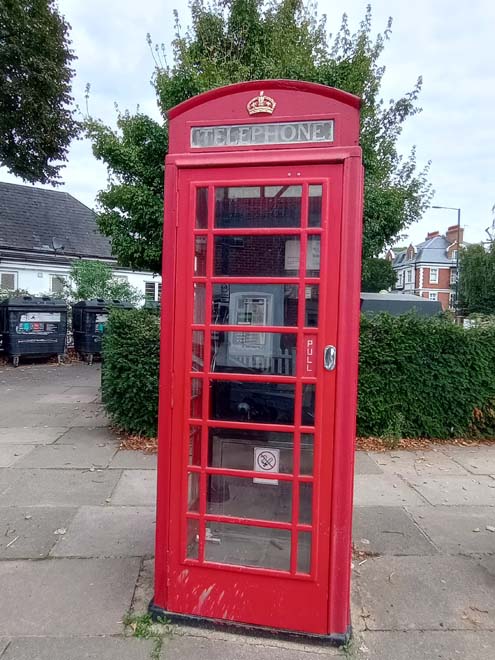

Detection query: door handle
(323, 345), (336, 371)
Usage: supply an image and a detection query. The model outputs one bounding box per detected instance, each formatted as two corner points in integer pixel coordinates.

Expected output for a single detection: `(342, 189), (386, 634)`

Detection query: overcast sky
(2, 0), (494, 248)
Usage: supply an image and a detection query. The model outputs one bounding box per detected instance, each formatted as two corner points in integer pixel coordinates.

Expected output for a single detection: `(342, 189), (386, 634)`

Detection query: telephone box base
(148, 599), (351, 647)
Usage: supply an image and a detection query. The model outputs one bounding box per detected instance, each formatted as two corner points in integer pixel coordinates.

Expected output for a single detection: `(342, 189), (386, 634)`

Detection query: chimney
(446, 224), (464, 245)
(426, 230), (439, 240)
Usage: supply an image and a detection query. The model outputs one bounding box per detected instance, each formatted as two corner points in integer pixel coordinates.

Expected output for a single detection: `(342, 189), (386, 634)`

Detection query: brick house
(386, 226), (464, 310)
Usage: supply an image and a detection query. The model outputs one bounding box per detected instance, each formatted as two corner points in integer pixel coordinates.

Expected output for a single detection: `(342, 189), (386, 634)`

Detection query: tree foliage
(87, 0), (432, 273)
(458, 243), (495, 315)
(65, 260), (142, 305)
(0, 0), (79, 184)
(361, 257), (396, 292)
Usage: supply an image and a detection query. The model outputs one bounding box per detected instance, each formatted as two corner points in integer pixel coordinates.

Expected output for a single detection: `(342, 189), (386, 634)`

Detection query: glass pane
(208, 474), (292, 522)
(211, 332), (296, 375)
(308, 185), (322, 227)
(188, 426), (201, 466)
(193, 283), (206, 323)
(194, 236), (207, 276)
(210, 381), (295, 424)
(190, 378), (203, 418)
(187, 472), (200, 512)
(212, 284), (298, 326)
(299, 482), (312, 524)
(209, 428), (294, 473)
(307, 237), (320, 276)
(192, 331), (204, 371)
(300, 434), (314, 475)
(302, 384), (315, 426)
(305, 285), (319, 327)
(297, 532), (311, 573)
(215, 185), (302, 228)
(186, 519), (199, 559)
(204, 523), (291, 571)
(214, 236), (300, 277)
(196, 187), (208, 229)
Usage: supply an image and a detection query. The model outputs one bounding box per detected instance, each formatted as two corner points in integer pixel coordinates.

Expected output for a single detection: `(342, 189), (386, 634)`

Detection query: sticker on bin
(253, 447), (280, 485)
(20, 313), (60, 323)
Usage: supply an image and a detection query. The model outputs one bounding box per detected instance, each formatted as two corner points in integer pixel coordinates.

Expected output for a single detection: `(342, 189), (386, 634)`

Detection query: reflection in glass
(297, 532), (311, 573)
(195, 187), (208, 229)
(212, 284), (298, 327)
(204, 523), (291, 571)
(194, 236), (207, 276)
(208, 428), (294, 473)
(300, 434), (314, 475)
(302, 384), (315, 426)
(215, 185), (302, 228)
(186, 518), (199, 559)
(305, 285), (319, 327)
(187, 472), (200, 512)
(299, 482), (312, 524)
(211, 332), (296, 375)
(308, 185), (322, 227)
(210, 381), (295, 425)
(193, 283), (206, 323)
(306, 236), (320, 276)
(207, 474), (292, 523)
(192, 330), (204, 371)
(214, 236), (300, 277)
(190, 378), (203, 418)
(188, 426), (201, 466)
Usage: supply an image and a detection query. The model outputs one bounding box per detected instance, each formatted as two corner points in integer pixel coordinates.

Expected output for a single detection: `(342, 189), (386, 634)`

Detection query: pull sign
(304, 335), (317, 376)
(324, 345), (337, 371)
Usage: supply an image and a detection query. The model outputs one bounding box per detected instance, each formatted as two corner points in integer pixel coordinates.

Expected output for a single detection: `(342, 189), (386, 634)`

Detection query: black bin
(0, 296), (68, 367)
(72, 299), (133, 364)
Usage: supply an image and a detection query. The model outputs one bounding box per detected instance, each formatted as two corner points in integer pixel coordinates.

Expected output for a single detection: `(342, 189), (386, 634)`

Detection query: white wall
(0, 260), (162, 301)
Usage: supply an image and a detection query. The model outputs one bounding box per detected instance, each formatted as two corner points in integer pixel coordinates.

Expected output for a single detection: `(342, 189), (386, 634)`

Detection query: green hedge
(101, 308), (160, 437)
(101, 310), (495, 440)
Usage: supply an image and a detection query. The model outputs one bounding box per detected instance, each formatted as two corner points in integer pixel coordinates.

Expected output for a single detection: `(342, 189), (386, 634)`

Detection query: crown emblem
(247, 91), (276, 115)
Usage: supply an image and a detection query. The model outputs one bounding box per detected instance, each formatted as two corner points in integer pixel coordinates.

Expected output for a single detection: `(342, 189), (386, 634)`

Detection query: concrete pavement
(0, 362), (494, 659)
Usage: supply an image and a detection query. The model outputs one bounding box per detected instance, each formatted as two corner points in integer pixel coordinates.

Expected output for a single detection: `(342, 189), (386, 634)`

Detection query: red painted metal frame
(153, 80), (363, 640)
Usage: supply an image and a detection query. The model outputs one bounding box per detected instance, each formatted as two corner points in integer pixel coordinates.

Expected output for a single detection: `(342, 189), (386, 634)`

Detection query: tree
(361, 257), (396, 292)
(87, 0), (432, 273)
(458, 244), (495, 315)
(64, 260), (142, 305)
(0, 0), (79, 184)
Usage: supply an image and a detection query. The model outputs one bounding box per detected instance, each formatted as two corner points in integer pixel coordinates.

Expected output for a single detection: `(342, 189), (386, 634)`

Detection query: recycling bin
(0, 296), (68, 367)
(72, 298), (133, 364)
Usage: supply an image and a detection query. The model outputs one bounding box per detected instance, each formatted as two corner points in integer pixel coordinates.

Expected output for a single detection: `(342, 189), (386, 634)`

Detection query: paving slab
(0, 506), (78, 559)
(373, 449), (469, 477)
(0, 640), (9, 656)
(0, 468), (121, 506)
(13, 439), (117, 469)
(0, 444), (34, 467)
(442, 445), (495, 475)
(130, 558), (154, 614)
(0, 636), (154, 660)
(354, 556), (495, 631)
(408, 506), (495, 554)
(354, 452), (383, 475)
(111, 470), (157, 506)
(408, 475), (495, 505)
(54, 425), (120, 445)
(0, 427), (66, 445)
(0, 405), (108, 428)
(51, 506), (156, 558)
(353, 474), (427, 507)
(38, 386), (100, 404)
(0, 468), (22, 495)
(353, 506), (437, 555)
(361, 631), (495, 660)
(0, 558), (140, 637)
(110, 450), (158, 470)
(161, 630), (343, 658)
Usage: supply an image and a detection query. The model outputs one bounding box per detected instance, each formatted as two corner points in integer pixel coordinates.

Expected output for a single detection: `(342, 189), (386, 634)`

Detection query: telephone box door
(165, 163), (343, 634)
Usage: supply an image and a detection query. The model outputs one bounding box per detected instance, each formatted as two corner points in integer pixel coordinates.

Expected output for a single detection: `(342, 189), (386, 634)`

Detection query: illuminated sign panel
(191, 120), (334, 148)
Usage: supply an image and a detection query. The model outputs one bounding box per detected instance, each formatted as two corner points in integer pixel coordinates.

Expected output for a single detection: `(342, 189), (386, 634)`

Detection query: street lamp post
(432, 205), (462, 315)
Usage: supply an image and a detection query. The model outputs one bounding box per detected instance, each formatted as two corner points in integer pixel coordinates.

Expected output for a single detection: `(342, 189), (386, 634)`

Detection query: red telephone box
(151, 80), (363, 643)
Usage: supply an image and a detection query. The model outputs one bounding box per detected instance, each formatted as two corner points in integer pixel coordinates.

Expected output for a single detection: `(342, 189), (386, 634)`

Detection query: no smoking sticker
(253, 447), (280, 485)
